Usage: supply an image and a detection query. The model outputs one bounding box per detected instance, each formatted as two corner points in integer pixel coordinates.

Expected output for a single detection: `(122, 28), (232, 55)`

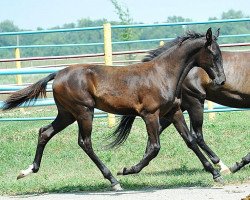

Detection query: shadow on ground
(12, 167), (213, 196)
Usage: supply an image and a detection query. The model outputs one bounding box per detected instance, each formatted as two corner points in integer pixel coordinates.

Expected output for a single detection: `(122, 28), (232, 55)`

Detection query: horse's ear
(205, 27), (212, 47)
(215, 28), (220, 38)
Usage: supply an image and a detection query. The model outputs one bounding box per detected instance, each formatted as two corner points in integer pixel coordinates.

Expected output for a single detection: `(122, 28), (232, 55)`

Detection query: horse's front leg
(118, 111), (161, 175)
(143, 112), (174, 157)
(182, 95), (230, 174)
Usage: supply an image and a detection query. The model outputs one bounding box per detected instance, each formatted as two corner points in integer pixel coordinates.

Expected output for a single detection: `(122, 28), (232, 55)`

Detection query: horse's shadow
(14, 167), (211, 196)
(143, 167), (206, 177)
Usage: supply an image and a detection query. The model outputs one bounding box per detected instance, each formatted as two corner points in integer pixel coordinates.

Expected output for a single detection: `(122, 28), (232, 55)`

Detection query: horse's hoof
(229, 165), (238, 173)
(216, 161), (231, 175)
(214, 176), (225, 185)
(112, 184), (123, 191)
(16, 164), (34, 180)
(117, 170), (123, 176)
(241, 194), (250, 200)
(117, 168), (126, 176)
(220, 167), (231, 175)
(17, 173), (25, 180)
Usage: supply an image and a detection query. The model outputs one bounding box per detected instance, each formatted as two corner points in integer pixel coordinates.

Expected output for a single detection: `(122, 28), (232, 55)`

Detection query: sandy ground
(0, 182), (250, 200)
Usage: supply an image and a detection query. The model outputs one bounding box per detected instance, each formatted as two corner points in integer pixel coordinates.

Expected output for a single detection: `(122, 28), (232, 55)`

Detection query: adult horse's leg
(77, 106), (122, 191)
(17, 109), (75, 179)
(230, 153), (250, 173)
(181, 95), (230, 174)
(172, 109), (224, 183)
(118, 111), (161, 175)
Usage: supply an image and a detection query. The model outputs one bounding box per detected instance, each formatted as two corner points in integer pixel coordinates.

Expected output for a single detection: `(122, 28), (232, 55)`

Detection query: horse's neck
(175, 60), (195, 97)
(164, 40), (203, 97)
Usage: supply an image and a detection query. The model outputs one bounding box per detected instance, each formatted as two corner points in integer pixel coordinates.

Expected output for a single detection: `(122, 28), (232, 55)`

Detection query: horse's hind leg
(172, 109), (224, 184)
(230, 152), (250, 173)
(76, 106), (122, 191)
(17, 110), (75, 179)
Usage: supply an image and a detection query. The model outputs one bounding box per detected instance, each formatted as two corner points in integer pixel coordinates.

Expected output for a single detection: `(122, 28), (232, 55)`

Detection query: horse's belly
(95, 95), (139, 115)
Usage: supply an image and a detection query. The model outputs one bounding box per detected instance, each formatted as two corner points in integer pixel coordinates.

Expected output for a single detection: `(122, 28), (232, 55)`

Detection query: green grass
(0, 108), (249, 195)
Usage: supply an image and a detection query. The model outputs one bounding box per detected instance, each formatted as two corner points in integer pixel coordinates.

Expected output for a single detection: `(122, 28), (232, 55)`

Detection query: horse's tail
(2, 72), (57, 110)
(107, 115), (136, 148)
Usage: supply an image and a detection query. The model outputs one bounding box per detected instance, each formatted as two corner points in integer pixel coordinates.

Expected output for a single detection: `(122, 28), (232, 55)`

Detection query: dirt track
(1, 182), (250, 200)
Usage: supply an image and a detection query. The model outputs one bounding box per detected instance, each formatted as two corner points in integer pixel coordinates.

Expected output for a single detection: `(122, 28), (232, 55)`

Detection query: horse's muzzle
(214, 75), (226, 86)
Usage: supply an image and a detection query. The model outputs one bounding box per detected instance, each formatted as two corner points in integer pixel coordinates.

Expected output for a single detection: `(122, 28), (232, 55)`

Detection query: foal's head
(192, 28), (226, 86)
(143, 28), (226, 86)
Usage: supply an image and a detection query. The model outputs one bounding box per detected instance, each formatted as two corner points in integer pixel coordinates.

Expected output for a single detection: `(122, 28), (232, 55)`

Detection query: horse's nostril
(221, 80), (225, 85)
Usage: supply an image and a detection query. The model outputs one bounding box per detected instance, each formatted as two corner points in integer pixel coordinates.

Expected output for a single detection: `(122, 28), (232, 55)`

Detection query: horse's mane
(142, 31), (210, 62)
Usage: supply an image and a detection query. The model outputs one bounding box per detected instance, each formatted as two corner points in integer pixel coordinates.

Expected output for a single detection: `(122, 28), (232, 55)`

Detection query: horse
(114, 39), (250, 178)
(180, 50), (250, 173)
(2, 28), (225, 191)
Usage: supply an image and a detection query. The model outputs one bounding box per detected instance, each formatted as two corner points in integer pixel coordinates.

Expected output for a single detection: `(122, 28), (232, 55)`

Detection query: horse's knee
(39, 134), (49, 145)
(186, 138), (196, 149)
(39, 125), (50, 135)
(38, 125), (53, 145)
(152, 143), (161, 156)
(78, 138), (92, 153)
(78, 138), (85, 149)
(196, 134), (203, 144)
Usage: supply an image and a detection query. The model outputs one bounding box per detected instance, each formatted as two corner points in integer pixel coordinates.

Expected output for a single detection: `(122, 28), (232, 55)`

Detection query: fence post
(103, 23), (116, 127)
(207, 100), (215, 120)
(15, 48), (22, 85)
(15, 47), (24, 112)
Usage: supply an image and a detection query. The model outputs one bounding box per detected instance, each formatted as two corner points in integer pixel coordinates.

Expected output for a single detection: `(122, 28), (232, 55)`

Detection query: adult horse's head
(194, 28), (226, 86)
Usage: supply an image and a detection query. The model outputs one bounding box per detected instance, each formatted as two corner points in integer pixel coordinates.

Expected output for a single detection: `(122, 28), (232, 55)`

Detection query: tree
(109, 0), (140, 58)
(0, 20), (19, 47)
(217, 10), (250, 43)
(109, 0), (133, 28)
(0, 20), (19, 32)
(109, 0), (134, 43)
(221, 9), (245, 19)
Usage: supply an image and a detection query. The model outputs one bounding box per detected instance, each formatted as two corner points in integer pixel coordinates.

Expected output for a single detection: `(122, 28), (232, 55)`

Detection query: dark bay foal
(2, 28), (225, 190)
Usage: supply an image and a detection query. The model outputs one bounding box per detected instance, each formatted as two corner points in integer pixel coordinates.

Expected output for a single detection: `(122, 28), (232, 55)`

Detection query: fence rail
(1, 42), (250, 64)
(1, 34), (250, 50)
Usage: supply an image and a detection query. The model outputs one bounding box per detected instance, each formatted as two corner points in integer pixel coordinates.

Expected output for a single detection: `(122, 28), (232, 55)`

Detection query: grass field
(0, 108), (249, 195)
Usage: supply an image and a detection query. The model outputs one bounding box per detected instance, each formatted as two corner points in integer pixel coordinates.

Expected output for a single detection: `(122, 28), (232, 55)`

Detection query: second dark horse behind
(2, 28), (225, 190)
